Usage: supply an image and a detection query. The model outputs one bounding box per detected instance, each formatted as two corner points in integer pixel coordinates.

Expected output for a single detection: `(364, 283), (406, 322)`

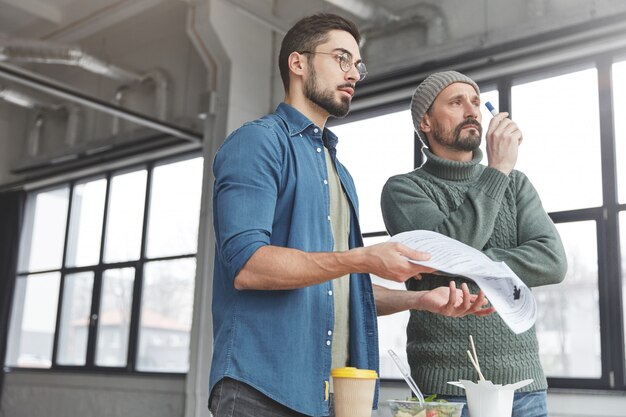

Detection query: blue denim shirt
(210, 103), (379, 416)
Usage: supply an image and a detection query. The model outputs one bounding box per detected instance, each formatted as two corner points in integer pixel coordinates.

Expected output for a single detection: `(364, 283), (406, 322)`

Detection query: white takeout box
(447, 379), (533, 417)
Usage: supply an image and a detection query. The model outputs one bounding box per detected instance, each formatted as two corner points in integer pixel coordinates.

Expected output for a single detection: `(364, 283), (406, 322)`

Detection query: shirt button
(323, 179), (328, 185)
(316, 147), (322, 153)
(326, 340), (331, 346)
(314, 128), (319, 133)
(328, 330), (332, 336)
(299, 133), (303, 137)
(328, 290), (333, 296)
(327, 215), (331, 221)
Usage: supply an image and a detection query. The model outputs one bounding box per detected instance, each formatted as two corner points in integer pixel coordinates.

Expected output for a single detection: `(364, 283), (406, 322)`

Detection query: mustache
(338, 82), (355, 89)
(455, 118), (482, 134)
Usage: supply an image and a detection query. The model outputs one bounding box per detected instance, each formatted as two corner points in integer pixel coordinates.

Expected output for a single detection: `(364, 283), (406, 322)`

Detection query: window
(332, 57), (624, 391)
(5, 155), (203, 374)
(333, 109), (415, 233)
(614, 60), (626, 204)
(534, 221), (601, 378)
(512, 67), (603, 213)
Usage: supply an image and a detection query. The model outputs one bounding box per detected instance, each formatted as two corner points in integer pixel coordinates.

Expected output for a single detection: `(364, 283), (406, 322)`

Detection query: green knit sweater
(381, 148), (567, 395)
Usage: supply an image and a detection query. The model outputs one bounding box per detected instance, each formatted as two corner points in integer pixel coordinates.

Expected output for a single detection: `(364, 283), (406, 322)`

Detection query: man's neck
(284, 94), (328, 130)
(428, 142), (474, 162)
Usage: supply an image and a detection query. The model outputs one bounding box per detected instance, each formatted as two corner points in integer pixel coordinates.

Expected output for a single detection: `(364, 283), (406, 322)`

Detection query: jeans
(435, 390), (548, 417)
(209, 377), (336, 417)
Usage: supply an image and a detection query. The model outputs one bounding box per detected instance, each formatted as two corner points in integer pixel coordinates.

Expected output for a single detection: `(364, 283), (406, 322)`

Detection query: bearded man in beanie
(381, 71), (567, 417)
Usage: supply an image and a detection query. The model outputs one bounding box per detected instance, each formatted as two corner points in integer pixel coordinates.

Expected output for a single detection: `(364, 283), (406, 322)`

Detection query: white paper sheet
(388, 230), (536, 334)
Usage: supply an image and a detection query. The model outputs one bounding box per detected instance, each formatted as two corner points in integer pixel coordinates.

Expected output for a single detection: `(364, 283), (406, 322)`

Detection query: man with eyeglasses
(210, 15), (494, 417)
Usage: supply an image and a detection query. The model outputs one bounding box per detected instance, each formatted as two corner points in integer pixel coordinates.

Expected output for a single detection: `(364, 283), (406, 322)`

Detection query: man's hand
(486, 112), (522, 176)
(359, 242), (435, 283)
(413, 281), (495, 317)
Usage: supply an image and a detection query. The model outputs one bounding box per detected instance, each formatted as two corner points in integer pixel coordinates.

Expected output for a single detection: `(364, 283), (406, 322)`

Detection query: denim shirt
(210, 103), (379, 416)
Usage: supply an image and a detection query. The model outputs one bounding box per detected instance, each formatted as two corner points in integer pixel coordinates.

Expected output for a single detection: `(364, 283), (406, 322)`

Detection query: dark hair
(278, 13), (360, 92)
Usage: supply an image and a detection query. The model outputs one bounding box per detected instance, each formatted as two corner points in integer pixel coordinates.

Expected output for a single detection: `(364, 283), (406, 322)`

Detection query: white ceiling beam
(1, 0), (63, 24)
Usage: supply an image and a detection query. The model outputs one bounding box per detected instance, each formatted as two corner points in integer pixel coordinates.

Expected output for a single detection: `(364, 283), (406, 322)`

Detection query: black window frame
(4, 150), (203, 376)
(332, 48), (626, 392)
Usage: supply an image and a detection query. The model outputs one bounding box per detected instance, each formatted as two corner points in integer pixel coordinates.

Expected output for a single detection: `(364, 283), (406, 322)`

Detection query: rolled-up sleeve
(213, 123), (282, 281)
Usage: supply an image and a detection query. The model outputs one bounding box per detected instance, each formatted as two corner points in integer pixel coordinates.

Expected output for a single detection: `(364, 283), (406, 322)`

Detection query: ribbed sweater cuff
(476, 167), (510, 202)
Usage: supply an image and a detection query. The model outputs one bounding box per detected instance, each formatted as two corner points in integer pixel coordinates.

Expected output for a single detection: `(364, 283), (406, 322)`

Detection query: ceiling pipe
(0, 62), (202, 142)
(324, 0), (396, 22)
(221, 0), (290, 35)
(0, 38), (141, 83)
(0, 84), (59, 109)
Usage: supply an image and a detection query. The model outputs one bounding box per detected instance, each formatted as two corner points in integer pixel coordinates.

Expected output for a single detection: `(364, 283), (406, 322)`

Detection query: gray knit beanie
(411, 71), (480, 146)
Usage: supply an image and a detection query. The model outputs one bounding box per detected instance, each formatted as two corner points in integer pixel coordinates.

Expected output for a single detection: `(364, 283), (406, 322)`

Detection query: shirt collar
(275, 103), (339, 150)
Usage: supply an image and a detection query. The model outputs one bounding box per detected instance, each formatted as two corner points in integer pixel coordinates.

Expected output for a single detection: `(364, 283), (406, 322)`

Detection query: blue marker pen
(485, 101), (498, 116)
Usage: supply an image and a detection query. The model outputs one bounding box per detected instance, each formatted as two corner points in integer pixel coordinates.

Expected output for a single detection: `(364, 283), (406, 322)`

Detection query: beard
(303, 65), (351, 118)
(431, 118), (482, 151)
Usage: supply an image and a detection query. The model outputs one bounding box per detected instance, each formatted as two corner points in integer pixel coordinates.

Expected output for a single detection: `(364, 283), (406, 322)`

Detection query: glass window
(18, 187), (69, 272)
(56, 272), (94, 366)
(5, 272), (61, 368)
(535, 221), (601, 378)
(146, 157), (204, 258)
(512, 68), (602, 213)
(333, 110), (415, 233)
(136, 258), (196, 372)
(613, 60), (626, 203)
(104, 170), (147, 263)
(363, 235), (409, 379)
(66, 179), (107, 267)
(95, 268), (135, 367)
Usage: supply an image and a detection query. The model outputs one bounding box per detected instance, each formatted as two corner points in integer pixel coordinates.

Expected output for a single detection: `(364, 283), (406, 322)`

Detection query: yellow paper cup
(331, 367), (378, 417)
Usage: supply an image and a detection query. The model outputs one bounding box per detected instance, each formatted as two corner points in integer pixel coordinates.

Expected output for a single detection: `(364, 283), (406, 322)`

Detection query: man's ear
(420, 113), (432, 133)
(288, 51), (306, 78)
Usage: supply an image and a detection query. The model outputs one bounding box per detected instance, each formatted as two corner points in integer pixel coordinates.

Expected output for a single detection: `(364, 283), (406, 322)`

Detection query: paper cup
(331, 367), (378, 417)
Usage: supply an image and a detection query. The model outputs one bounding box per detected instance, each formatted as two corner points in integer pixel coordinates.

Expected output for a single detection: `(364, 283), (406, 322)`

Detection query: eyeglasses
(300, 51), (368, 81)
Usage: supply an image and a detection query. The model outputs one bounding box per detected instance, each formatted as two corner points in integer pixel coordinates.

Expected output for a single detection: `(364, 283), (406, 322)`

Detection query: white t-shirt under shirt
(325, 148), (351, 392)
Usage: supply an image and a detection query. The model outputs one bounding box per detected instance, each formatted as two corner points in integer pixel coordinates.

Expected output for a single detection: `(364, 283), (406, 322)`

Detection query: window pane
(535, 221), (601, 378)
(333, 110), (414, 233)
(512, 68), (602, 213)
(137, 258), (196, 372)
(18, 187), (69, 272)
(146, 158), (203, 258)
(613, 60), (626, 203)
(66, 179), (106, 267)
(95, 268), (135, 367)
(5, 272), (61, 368)
(104, 170), (147, 263)
(56, 272), (94, 366)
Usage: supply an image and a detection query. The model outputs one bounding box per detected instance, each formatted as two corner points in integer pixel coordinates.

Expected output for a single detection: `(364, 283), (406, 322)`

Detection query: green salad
(388, 395), (464, 417)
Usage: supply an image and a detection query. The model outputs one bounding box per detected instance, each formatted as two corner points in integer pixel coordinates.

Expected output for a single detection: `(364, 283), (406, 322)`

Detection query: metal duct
(324, 0), (395, 22)
(0, 38), (169, 123)
(323, 0), (448, 46)
(0, 38), (141, 83)
(0, 84), (58, 109)
(0, 62), (201, 142)
(361, 3), (449, 46)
